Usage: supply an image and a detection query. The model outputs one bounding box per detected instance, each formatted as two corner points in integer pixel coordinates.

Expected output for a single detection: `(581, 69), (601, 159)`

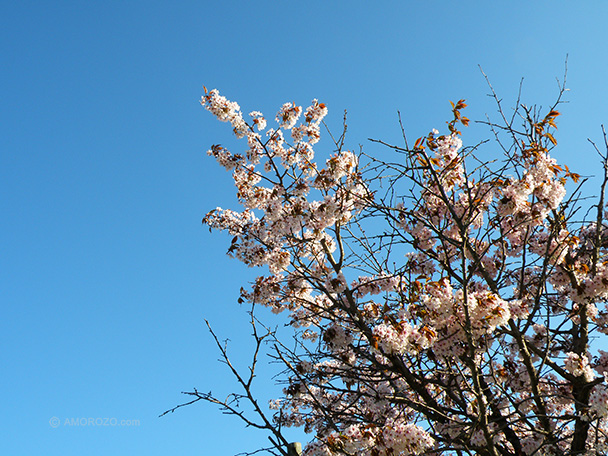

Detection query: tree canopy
(178, 80), (608, 456)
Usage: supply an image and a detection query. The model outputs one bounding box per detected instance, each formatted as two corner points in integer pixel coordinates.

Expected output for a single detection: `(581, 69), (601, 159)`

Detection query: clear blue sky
(2, 1), (608, 455)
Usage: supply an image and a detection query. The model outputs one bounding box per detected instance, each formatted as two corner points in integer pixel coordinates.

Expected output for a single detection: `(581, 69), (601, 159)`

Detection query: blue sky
(3, 1), (608, 455)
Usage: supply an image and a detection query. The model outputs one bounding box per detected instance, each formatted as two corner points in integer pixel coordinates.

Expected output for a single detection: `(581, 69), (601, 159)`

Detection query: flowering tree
(177, 81), (608, 456)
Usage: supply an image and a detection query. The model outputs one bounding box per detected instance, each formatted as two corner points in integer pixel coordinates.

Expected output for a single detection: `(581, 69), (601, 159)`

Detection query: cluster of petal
(202, 90), (608, 456)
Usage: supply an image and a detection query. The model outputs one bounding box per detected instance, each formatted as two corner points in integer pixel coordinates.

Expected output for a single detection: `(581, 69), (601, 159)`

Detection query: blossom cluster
(201, 90), (608, 456)
(564, 352), (594, 380)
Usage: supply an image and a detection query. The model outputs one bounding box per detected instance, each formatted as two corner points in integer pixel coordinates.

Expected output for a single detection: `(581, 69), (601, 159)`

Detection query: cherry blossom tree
(172, 80), (608, 456)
